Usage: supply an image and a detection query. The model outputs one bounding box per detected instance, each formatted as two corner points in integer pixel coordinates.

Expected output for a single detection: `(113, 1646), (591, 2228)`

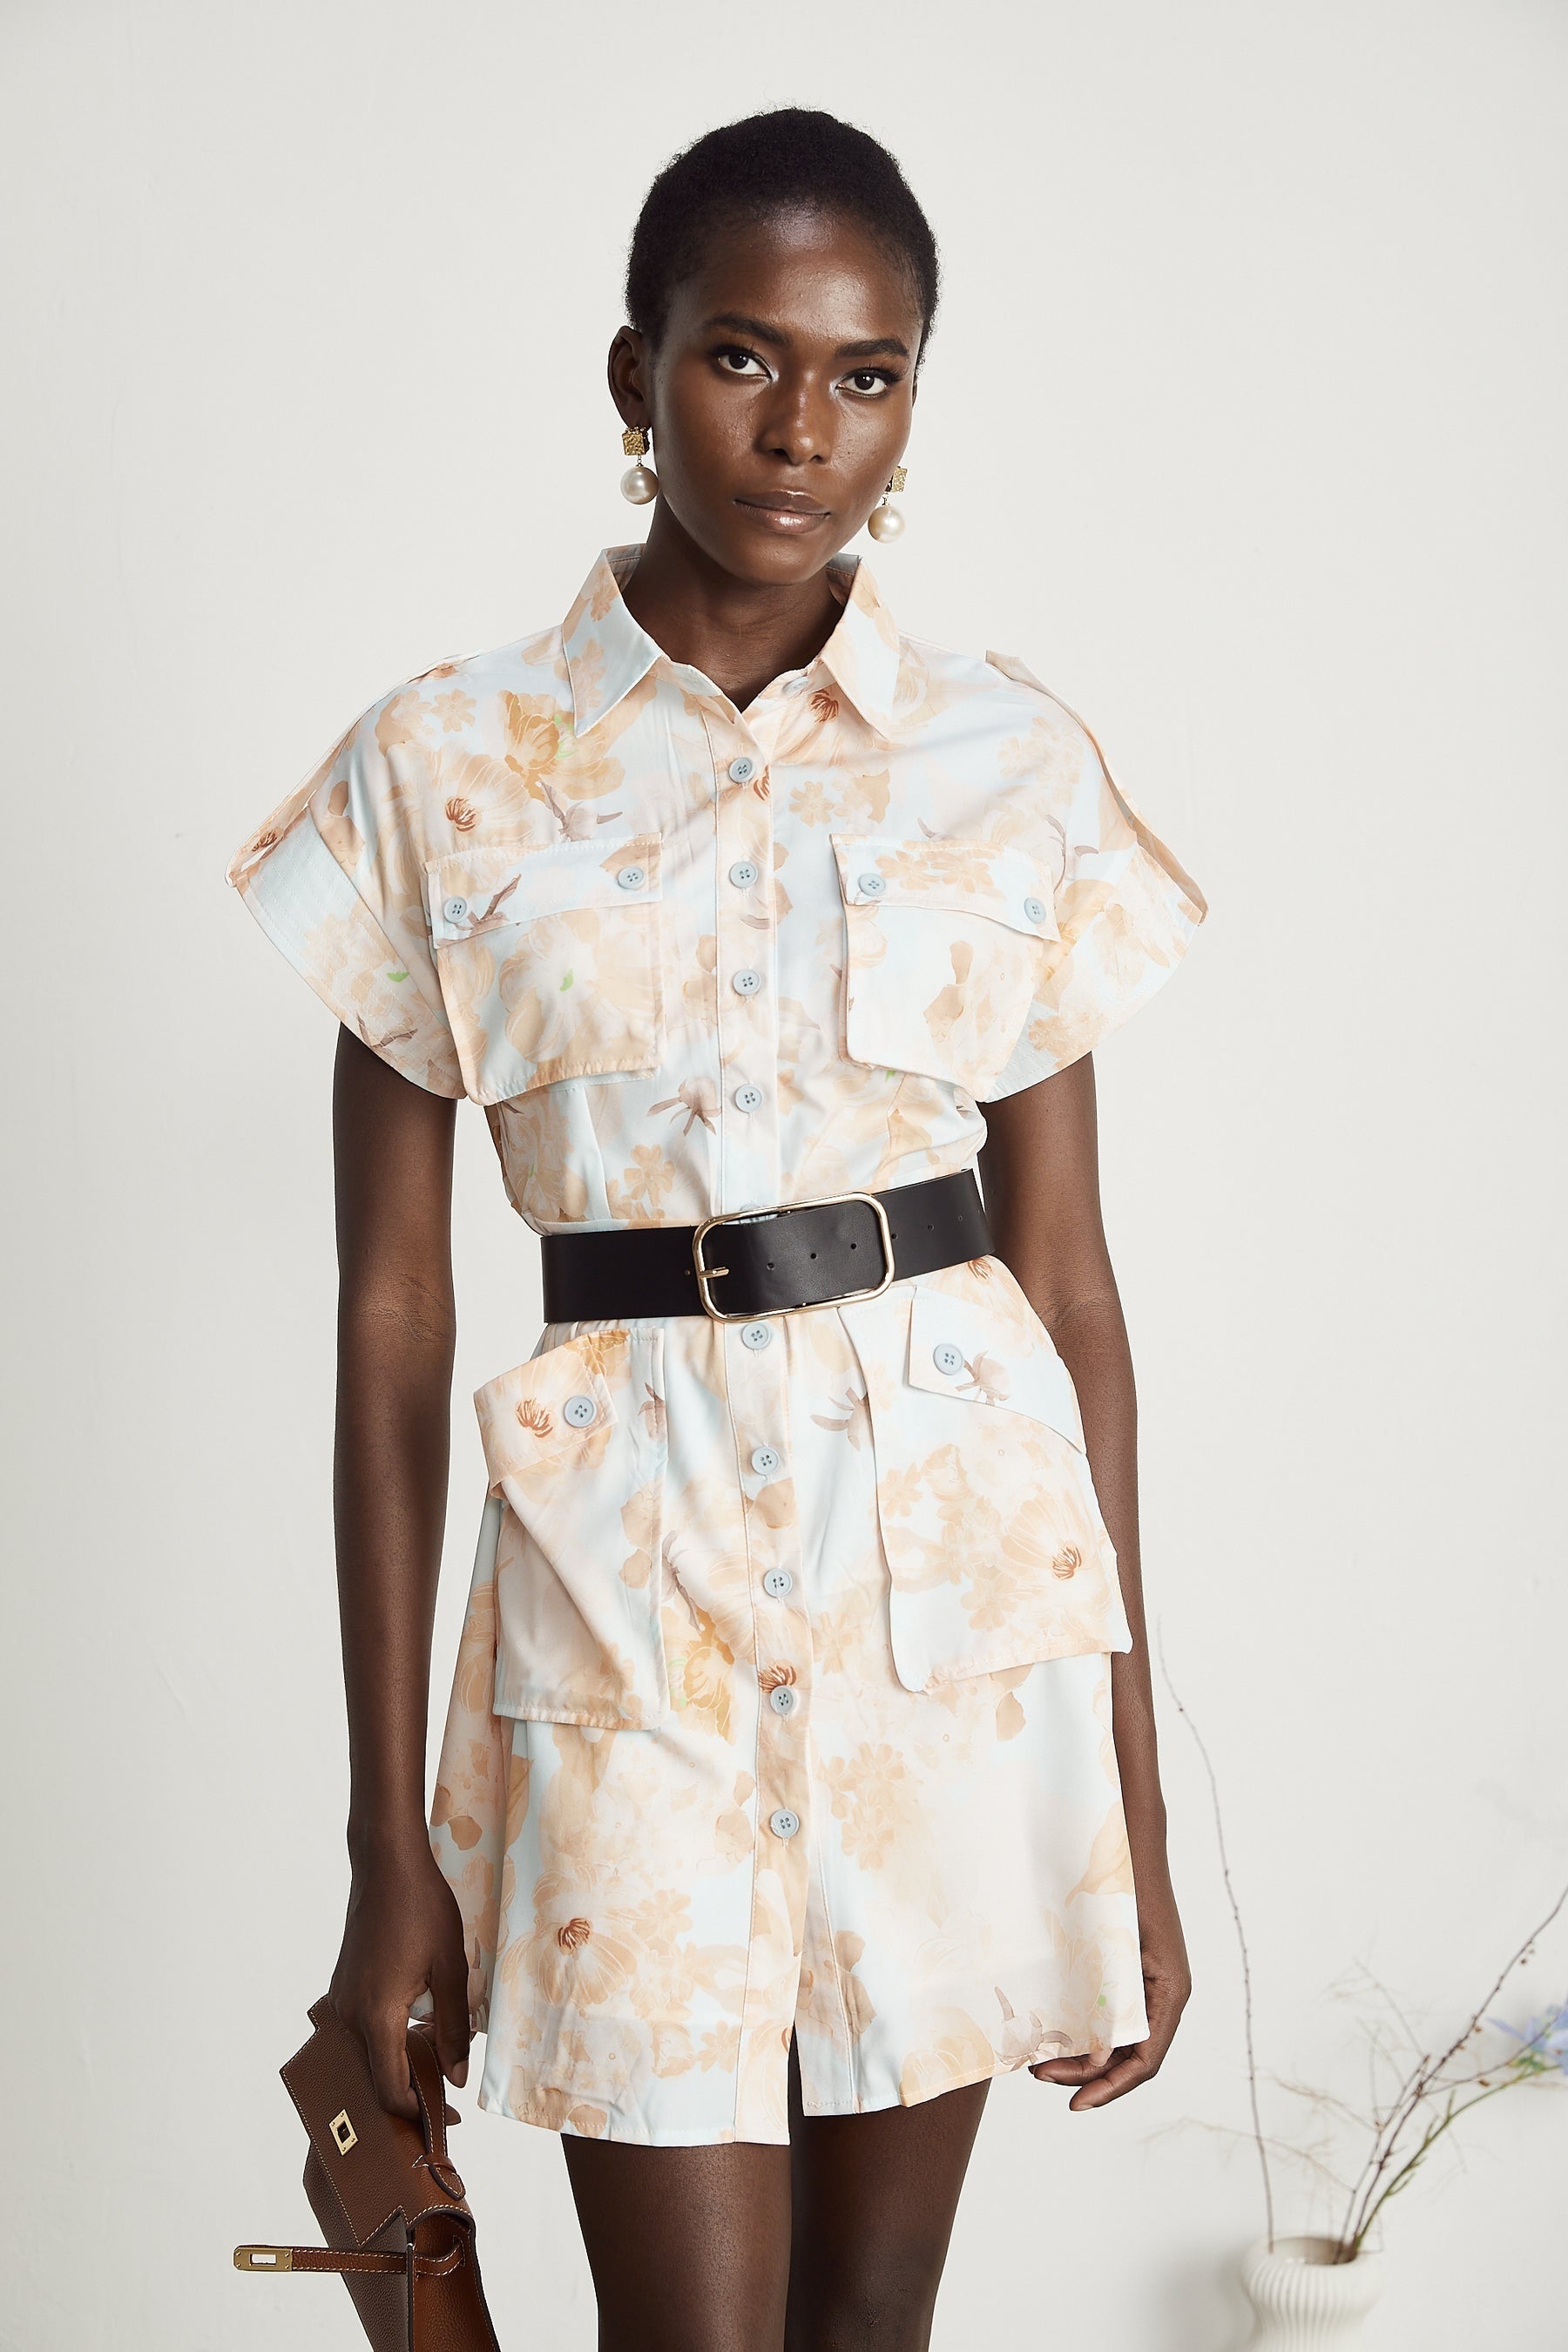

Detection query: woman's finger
(363, 2005), (420, 2121)
(1031, 2044), (1117, 2084)
(1066, 2044), (1159, 2109)
(429, 1944), (472, 2089)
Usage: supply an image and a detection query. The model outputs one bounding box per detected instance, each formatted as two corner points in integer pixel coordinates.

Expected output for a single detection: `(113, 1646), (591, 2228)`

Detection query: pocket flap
(426, 832), (663, 946)
(474, 1342), (621, 1488)
(907, 1281), (1085, 1450)
(830, 832), (1058, 941)
(470, 1328), (669, 1732)
(841, 1267), (1126, 1692)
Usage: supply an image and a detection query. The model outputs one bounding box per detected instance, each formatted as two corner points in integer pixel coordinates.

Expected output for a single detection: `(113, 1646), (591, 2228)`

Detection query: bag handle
(234, 2239), (466, 2279)
(404, 2018), (465, 2200)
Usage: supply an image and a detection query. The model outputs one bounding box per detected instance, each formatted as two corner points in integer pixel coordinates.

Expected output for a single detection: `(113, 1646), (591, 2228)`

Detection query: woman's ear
(607, 326), (652, 432)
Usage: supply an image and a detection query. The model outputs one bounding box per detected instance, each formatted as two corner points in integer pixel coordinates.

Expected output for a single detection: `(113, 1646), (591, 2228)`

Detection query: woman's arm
(325, 1026), (471, 2119)
(977, 1056), (1191, 2110)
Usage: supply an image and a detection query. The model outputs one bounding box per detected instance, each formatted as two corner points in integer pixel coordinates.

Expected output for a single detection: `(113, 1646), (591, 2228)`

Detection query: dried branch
(1157, 1626), (1274, 2247)
(1146, 2115), (1350, 2195)
(1337, 1882), (1568, 2254)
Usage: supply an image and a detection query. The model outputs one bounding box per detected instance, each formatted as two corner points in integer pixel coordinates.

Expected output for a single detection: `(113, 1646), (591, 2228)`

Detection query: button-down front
(228, 544), (1206, 2148)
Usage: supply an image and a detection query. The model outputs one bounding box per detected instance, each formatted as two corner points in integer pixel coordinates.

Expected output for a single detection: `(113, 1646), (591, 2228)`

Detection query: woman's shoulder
(226, 623), (571, 893)
(349, 624), (573, 774)
(894, 625), (1107, 788)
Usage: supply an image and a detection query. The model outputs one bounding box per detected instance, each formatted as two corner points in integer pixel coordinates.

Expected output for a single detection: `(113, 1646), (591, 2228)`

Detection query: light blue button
(769, 1684), (799, 1717)
(740, 1322), (773, 1351)
(616, 863), (647, 890)
(763, 1568), (794, 1598)
(727, 756), (757, 783)
(932, 1342), (964, 1377)
(732, 968), (764, 997)
(1024, 894), (1047, 924)
(442, 896), (469, 924)
(563, 1393), (598, 1426)
(857, 871), (887, 897)
(768, 1808), (801, 1840)
(728, 859), (760, 887)
(751, 1444), (781, 1477)
(733, 1083), (764, 1113)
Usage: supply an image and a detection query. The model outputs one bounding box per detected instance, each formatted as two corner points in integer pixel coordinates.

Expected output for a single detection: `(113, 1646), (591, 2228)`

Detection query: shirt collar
(561, 544), (905, 740)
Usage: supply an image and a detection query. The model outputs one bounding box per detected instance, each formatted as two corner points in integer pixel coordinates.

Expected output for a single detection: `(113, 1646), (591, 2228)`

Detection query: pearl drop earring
(867, 464), (908, 543)
(620, 425), (659, 505)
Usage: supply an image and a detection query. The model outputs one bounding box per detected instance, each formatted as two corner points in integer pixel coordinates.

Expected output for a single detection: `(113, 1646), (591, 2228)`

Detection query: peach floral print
(228, 545), (1203, 2146)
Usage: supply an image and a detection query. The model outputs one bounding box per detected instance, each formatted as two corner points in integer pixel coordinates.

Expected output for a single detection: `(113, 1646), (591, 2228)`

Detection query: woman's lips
(733, 492), (832, 531)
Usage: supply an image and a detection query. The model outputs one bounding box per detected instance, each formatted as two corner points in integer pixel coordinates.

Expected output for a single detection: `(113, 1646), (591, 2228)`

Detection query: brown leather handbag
(234, 1995), (501, 2351)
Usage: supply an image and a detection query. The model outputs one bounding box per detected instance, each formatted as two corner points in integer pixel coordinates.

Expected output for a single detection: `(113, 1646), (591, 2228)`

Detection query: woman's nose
(759, 375), (832, 467)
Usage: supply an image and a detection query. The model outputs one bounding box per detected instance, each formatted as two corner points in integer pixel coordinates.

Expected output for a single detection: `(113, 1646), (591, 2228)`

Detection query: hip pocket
(426, 833), (665, 1105)
(830, 832), (1058, 1095)
(474, 1324), (667, 1727)
(839, 1261), (1131, 1693)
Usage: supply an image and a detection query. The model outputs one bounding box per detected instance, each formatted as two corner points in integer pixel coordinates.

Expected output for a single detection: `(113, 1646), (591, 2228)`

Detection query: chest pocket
(830, 833), (1058, 1096)
(840, 1261), (1131, 1693)
(425, 834), (664, 1105)
(474, 1327), (668, 1729)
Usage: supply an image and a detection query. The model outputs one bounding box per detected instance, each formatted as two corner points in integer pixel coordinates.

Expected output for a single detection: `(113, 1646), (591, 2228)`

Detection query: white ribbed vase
(1240, 2237), (1383, 2349)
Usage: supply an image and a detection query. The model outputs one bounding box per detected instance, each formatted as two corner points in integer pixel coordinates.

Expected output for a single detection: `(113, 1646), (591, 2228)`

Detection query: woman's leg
(784, 2049), (990, 2352)
(563, 2135), (794, 2352)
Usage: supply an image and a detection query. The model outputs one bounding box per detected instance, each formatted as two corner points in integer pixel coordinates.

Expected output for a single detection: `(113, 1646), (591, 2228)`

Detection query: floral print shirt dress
(229, 545), (1206, 2146)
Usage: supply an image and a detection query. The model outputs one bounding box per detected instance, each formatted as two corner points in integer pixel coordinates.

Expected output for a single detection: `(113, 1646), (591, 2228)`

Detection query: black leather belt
(540, 1170), (991, 1325)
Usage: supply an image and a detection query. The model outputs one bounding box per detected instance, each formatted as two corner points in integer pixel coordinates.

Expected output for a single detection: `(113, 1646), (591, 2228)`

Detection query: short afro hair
(625, 108), (940, 360)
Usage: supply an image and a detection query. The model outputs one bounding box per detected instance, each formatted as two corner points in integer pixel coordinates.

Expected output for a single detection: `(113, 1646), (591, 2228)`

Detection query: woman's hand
(1030, 1891), (1191, 2111)
(328, 1839), (473, 2122)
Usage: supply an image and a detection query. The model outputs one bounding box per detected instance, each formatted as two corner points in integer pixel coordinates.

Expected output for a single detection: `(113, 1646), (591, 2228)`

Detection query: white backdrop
(3, 3), (1565, 2346)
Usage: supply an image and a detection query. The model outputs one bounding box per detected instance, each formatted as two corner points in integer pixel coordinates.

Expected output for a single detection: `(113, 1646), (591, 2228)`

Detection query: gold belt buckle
(691, 1190), (896, 1321)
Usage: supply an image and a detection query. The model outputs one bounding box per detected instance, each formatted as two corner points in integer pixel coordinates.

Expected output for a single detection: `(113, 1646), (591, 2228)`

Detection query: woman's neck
(619, 506), (846, 711)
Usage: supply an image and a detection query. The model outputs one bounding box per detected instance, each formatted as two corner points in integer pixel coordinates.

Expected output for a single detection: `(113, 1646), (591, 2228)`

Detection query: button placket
(707, 699), (809, 2045)
(722, 1315), (811, 2125)
(706, 717), (780, 1220)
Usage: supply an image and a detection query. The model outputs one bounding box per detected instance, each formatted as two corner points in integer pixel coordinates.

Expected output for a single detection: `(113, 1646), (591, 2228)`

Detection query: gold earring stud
(868, 463), (907, 543)
(620, 425), (658, 505)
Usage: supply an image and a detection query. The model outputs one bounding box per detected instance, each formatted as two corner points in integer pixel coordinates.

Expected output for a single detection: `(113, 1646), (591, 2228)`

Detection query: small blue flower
(1486, 2000), (1568, 2077)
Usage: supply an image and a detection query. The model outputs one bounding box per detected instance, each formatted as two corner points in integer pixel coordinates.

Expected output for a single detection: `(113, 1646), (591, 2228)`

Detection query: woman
(230, 107), (1204, 2352)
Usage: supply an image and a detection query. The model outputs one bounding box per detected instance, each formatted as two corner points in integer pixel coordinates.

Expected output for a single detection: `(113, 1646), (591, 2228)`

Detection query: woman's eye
(843, 368), (896, 396)
(715, 346), (767, 376)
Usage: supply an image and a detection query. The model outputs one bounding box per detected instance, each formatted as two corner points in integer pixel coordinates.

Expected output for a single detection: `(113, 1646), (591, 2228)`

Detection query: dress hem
(470, 2008), (1150, 2147)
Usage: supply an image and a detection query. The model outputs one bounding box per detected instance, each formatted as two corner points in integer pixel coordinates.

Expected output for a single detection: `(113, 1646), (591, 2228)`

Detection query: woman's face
(609, 207), (922, 585)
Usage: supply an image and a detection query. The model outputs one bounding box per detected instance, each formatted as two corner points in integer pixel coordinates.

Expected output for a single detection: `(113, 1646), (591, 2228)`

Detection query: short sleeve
(226, 700), (464, 1098)
(977, 653), (1206, 1100)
